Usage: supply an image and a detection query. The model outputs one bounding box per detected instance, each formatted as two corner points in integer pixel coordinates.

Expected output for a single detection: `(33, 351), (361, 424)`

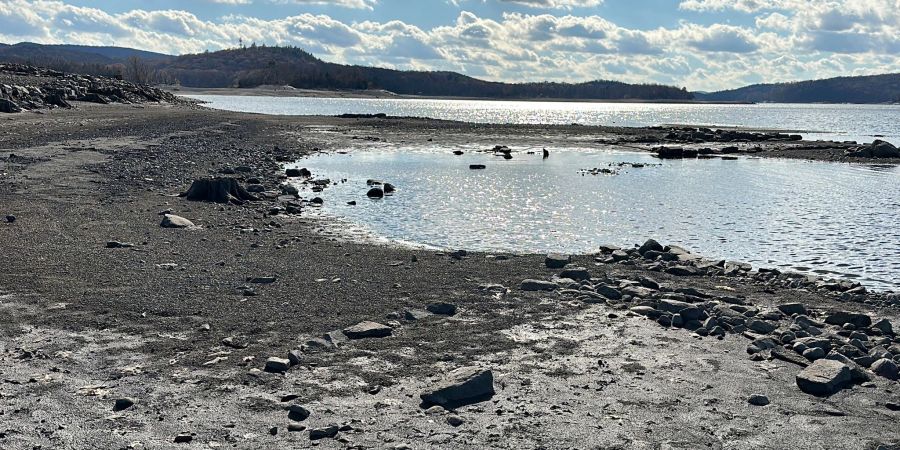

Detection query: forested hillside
(697, 73), (900, 103)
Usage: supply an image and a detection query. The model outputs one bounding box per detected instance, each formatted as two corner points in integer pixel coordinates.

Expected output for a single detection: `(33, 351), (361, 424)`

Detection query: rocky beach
(2, 72), (900, 449)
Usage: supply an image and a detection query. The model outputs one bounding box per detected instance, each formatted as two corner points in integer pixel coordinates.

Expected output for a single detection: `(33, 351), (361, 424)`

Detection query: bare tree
(126, 56), (151, 85)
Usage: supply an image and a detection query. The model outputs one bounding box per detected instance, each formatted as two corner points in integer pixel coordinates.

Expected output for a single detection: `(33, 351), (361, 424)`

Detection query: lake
(290, 146), (900, 290)
(185, 95), (900, 145)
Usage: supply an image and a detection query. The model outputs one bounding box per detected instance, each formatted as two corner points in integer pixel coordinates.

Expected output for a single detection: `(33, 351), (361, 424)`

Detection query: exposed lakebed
(291, 146), (900, 290)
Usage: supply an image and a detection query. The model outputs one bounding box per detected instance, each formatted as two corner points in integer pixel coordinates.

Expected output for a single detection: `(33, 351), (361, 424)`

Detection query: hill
(697, 73), (900, 103)
(0, 43), (692, 101)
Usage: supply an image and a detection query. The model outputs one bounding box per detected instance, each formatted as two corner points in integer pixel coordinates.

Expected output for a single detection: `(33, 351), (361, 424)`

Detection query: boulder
(665, 266), (700, 276)
(182, 177), (257, 205)
(0, 98), (22, 113)
(160, 214), (195, 229)
(426, 302), (457, 316)
(287, 404), (310, 421)
(420, 367), (495, 407)
(796, 359), (853, 396)
(309, 425), (339, 440)
(285, 168), (311, 177)
(264, 357), (291, 373)
(870, 140), (900, 158)
(469, 164), (486, 170)
(824, 310), (872, 329)
(595, 285), (622, 300)
(871, 358), (899, 380)
(638, 239), (664, 255)
(520, 279), (557, 291)
(366, 187), (384, 198)
(559, 266), (590, 281)
(544, 254), (571, 269)
(777, 303), (807, 316)
(342, 321), (393, 339)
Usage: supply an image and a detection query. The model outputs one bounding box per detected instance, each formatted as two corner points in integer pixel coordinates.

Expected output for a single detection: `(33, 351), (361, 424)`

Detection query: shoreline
(1, 103), (900, 448)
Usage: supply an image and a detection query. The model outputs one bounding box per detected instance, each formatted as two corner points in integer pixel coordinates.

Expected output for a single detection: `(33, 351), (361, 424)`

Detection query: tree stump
(182, 177), (258, 204)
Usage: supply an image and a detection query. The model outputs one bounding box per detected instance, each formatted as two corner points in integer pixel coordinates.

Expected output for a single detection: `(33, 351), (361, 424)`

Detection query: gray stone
(446, 415), (465, 427)
(545, 254), (571, 268)
(871, 358), (899, 380)
(420, 367), (495, 407)
(404, 308), (432, 321)
(288, 350), (303, 366)
(747, 394), (770, 406)
(595, 285), (622, 300)
(803, 347), (826, 361)
(873, 319), (894, 335)
(665, 266), (700, 276)
(824, 310), (872, 328)
(747, 319), (777, 334)
(777, 303), (807, 316)
(113, 398), (135, 412)
(309, 425), (339, 440)
(520, 279), (557, 291)
(264, 357), (291, 373)
(638, 239), (664, 255)
(342, 321), (393, 339)
(658, 299), (693, 314)
(160, 214), (195, 228)
(796, 359), (853, 396)
(426, 302), (457, 316)
(559, 266), (590, 281)
(288, 404), (310, 421)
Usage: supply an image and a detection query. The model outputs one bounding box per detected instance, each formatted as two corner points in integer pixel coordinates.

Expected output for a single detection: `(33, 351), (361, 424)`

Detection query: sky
(2, 0), (900, 91)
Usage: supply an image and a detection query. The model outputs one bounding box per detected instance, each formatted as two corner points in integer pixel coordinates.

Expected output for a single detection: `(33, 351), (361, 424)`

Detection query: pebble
(309, 425), (339, 440)
(288, 404), (311, 421)
(264, 357), (291, 373)
(747, 394), (770, 406)
(446, 415), (465, 427)
(5, 215), (15, 223)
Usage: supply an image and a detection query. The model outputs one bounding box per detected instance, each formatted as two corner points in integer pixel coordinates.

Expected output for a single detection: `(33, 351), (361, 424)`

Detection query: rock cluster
(845, 140), (900, 158)
(525, 239), (900, 398)
(664, 126), (802, 143)
(0, 63), (179, 113)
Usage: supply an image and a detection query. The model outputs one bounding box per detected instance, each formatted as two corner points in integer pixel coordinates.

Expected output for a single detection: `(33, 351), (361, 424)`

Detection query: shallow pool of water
(290, 146), (900, 290)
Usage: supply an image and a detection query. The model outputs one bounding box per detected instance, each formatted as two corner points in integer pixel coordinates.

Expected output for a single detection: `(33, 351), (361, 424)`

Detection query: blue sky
(2, 0), (900, 91)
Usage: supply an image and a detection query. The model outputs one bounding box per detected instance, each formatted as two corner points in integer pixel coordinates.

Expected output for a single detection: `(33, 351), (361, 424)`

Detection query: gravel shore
(1, 103), (899, 449)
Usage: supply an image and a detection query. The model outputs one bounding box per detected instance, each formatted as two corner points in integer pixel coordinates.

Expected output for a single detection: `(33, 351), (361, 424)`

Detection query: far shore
(165, 85), (754, 104)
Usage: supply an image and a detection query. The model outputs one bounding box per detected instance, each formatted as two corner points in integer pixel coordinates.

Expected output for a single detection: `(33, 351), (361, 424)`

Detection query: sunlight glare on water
(290, 146), (900, 290)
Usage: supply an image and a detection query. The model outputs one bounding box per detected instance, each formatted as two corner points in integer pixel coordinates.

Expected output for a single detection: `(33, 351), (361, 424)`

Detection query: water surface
(291, 146), (900, 290)
(186, 94), (900, 145)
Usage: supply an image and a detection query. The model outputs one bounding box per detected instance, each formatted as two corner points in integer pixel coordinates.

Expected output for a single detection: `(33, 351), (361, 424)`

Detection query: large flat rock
(342, 321), (393, 339)
(420, 367), (495, 407)
(796, 359), (853, 396)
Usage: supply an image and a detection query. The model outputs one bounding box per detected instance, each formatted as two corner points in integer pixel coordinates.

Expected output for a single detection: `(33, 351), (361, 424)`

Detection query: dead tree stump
(182, 177), (258, 204)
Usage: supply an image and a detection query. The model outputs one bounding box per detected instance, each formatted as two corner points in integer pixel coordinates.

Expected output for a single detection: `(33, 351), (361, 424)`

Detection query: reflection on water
(291, 146), (900, 290)
(186, 94), (900, 145)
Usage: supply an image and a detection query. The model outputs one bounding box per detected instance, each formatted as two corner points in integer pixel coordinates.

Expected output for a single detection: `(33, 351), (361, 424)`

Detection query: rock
(747, 319), (777, 334)
(264, 357), (291, 373)
(595, 285), (622, 300)
(544, 254), (571, 268)
(4, 215), (15, 223)
(247, 276), (276, 284)
(871, 358), (899, 380)
(748, 337), (778, 354)
(160, 214), (195, 229)
(383, 183), (396, 193)
(824, 310), (872, 328)
(182, 177), (257, 204)
(803, 347), (826, 361)
(342, 321), (393, 339)
(638, 239), (664, 255)
(747, 394), (770, 406)
(0, 98), (23, 113)
(420, 367), (495, 407)
(222, 336), (249, 349)
(873, 319), (894, 335)
(559, 266), (590, 281)
(657, 299), (693, 314)
(469, 164), (486, 170)
(665, 266), (700, 276)
(288, 404), (310, 421)
(777, 303), (807, 316)
(113, 398), (135, 412)
(367, 187), (384, 198)
(446, 415), (465, 427)
(404, 308), (432, 321)
(630, 306), (659, 317)
(286, 168), (311, 177)
(173, 433), (193, 444)
(309, 425), (339, 440)
(870, 139), (900, 158)
(796, 359), (853, 396)
(288, 350), (303, 366)
(520, 279), (557, 291)
(426, 302), (457, 316)
(106, 241), (134, 248)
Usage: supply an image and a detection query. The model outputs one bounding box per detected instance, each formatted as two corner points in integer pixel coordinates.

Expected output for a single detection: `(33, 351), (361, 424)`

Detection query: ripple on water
(289, 146), (900, 290)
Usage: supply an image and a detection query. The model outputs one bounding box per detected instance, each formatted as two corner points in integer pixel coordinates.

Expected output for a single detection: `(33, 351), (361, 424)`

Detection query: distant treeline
(0, 42), (692, 101)
(697, 74), (900, 103)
